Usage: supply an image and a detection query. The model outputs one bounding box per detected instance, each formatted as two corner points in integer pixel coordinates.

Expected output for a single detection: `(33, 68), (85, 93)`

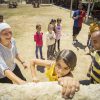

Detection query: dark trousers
(55, 39), (60, 51)
(47, 43), (55, 59)
(0, 64), (26, 84)
(35, 46), (43, 59)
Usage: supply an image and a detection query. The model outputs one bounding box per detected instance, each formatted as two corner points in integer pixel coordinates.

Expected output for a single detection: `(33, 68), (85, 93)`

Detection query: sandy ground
(0, 4), (91, 82)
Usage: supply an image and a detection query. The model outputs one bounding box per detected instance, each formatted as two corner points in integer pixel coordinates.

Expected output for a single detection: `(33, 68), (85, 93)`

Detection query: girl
(30, 49), (77, 81)
(55, 18), (62, 52)
(46, 27), (55, 60)
(48, 19), (56, 33)
(48, 19), (56, 59)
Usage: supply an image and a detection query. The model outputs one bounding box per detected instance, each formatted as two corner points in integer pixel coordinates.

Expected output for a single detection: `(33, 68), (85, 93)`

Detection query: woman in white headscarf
(0, 23), (28, 84)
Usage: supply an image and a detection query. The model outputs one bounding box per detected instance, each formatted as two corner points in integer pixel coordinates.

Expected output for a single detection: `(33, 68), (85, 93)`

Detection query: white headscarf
(0, 23), (11, 33)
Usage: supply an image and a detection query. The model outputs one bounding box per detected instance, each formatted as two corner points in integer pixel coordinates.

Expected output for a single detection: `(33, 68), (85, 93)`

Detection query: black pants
(0, 64), (26, 84)
(47, 43), (55, 59)
(73, 27), (81, 36)
(55, 39), (60, 51)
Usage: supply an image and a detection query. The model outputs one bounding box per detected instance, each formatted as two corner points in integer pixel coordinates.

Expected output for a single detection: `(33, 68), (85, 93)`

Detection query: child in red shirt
(34, 24), (44, 59)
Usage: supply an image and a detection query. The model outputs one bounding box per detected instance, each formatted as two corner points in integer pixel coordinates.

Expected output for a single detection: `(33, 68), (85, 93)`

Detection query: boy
(72, 4), (86, 45)
(89, 30), (100, 83)
(34, 24), (44, 59)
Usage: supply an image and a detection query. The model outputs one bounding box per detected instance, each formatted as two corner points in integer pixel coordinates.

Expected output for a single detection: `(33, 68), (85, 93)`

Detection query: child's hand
(75, 16), (79, 19)
(32, 77), (39, 83)
(58, 77), (80, 99)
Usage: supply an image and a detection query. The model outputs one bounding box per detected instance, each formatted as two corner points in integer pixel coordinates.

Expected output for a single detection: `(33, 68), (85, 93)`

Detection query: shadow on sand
(73, 41), (87, 51)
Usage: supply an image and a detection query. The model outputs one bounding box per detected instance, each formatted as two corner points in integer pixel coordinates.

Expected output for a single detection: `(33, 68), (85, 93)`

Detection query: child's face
(57, 20), (61, 24)
(55, 59), (71, 78)
(37, 26), (41, 32)
(91, 31), (100, 50)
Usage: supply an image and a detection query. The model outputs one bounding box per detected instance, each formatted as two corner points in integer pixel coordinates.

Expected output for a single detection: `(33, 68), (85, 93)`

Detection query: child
(34, 24), (44, 59)
(30, 49), (77, 82)
(47, 19), (56, 59)
(87, 19), (100, 55)
(0, 15), (3, 23)
(55, 18), (62, 52)
(46, 29), (55, 60)
(48, 19), (56, 33)
(87, 22), (100, 78)
(90, 30), (100, 84)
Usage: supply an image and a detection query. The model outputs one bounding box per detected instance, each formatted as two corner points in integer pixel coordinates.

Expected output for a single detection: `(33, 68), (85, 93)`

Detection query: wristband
(21, 61), (25, 64)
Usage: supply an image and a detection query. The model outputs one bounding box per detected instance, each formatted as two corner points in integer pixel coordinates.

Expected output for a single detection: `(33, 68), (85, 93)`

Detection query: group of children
(34, 18), (62, 60)
(33, 16), (100, 84)
(1, 14), (100, 84)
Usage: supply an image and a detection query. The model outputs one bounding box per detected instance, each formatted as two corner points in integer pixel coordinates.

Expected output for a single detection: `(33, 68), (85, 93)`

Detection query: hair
(36, 24), (41, 29)
(0, 15), (3, 19)
(56, 49), (77, 71)
(91, 23), (100, 34)
(50, 19), (56, 24)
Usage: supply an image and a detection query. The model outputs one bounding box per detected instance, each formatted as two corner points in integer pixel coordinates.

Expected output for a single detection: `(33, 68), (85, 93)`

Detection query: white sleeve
(0, 54), (9, 76)
(53, 31), (56, 39)
(12, 38), (18, 56)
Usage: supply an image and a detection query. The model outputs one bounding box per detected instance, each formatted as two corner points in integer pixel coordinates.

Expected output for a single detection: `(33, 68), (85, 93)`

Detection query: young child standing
(55, 18), (62, 52)
(47, 19), (56, 59)
(46, 27), (55, 60)
(34, 24), (44, 59)
(30, 49), (77, 82)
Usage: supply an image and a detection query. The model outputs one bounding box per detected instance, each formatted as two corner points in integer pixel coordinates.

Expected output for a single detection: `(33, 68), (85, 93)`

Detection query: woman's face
(0, 28), (12, 44)
(55, 59), (71, 78)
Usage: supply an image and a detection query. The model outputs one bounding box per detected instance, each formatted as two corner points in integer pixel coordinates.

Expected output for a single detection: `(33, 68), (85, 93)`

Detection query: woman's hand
(58, 77), (80, 99)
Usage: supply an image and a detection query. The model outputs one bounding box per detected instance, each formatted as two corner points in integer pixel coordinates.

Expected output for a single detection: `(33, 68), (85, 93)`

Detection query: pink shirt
(55, 24), (62, 40)
(34, 32), (43, 46)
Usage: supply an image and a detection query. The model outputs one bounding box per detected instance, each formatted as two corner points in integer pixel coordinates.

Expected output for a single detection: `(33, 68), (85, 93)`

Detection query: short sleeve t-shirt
(73, 10), (86, 28)
(0, 38), (18, 78)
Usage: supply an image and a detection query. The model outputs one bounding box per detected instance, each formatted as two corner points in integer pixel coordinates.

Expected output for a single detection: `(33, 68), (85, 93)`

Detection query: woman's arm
(16, 54), (25, 64)
(16, 54), (28, 69)
(4, 69), (26, 84)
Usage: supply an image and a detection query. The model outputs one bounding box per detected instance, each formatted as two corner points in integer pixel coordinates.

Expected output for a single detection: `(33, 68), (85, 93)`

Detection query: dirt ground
(0, 4), (91, 82)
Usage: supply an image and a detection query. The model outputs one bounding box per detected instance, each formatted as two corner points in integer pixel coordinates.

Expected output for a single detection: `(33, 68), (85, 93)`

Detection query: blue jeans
(35, 46), (43, 59)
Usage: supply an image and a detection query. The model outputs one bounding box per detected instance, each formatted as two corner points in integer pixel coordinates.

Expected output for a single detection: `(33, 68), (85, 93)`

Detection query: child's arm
(31, 59), (54, 67)
(30, 59), (54, 82)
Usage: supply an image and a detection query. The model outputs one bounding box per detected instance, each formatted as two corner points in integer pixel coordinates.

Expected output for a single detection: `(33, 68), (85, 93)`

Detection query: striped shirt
(0, 38), (18, 78)
(90, 51), (100, 83)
